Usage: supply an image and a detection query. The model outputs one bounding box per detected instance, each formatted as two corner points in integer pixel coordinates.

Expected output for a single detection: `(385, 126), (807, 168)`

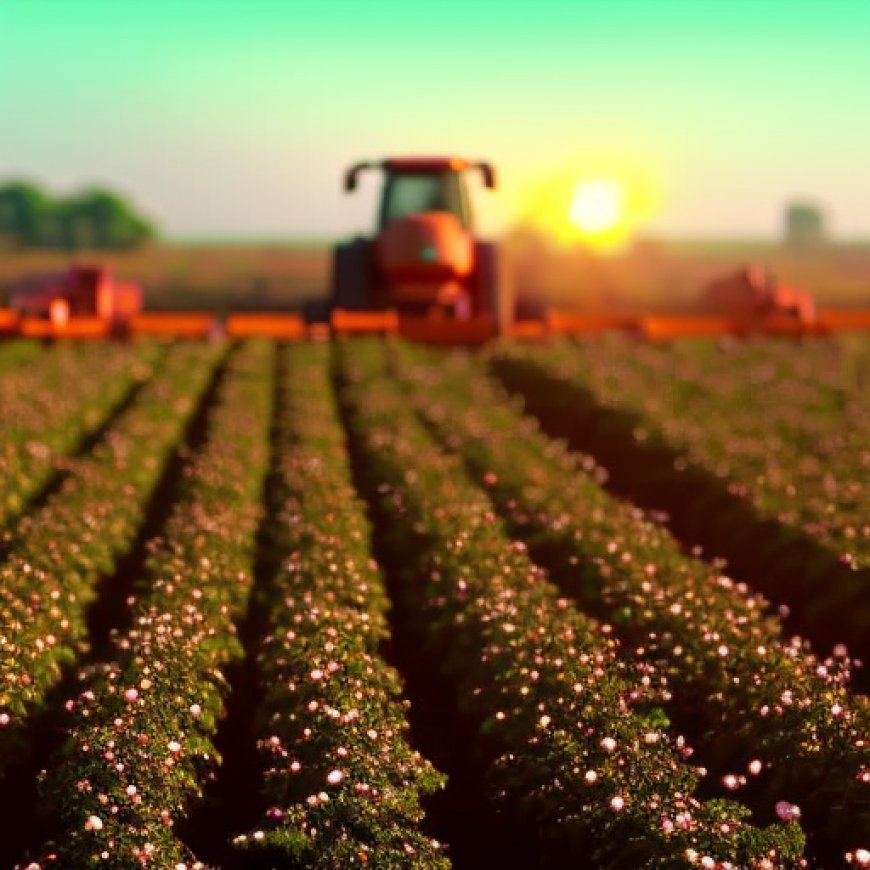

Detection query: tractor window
(380, 172), (469, 228)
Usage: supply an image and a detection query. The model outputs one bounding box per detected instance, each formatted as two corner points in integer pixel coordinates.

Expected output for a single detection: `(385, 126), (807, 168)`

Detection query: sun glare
(569, 180), (622, 233)
(516, 157), (661, 253)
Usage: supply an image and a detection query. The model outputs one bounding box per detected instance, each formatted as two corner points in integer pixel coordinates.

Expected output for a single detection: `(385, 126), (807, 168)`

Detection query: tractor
(702, 265), (817, 332)
(9, 265), (142, 332)
(329, 156), (545, 341)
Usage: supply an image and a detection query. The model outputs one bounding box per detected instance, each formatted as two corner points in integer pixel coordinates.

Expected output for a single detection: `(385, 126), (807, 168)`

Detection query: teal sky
(2, 0), (869, 240)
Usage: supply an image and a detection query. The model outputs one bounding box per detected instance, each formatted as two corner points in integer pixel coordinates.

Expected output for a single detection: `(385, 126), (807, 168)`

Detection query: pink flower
(775, 800), (801, 822)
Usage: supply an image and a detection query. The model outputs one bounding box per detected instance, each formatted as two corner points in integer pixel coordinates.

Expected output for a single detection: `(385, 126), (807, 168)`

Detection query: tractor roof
(344, 157), (496, 191)
(383, 156), (471, 172)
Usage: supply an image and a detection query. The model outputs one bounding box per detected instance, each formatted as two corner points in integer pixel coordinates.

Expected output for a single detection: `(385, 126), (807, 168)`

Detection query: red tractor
(10, 265), (142, 331)
(330, 156), (545, 340)
(702, 265), (816, 331)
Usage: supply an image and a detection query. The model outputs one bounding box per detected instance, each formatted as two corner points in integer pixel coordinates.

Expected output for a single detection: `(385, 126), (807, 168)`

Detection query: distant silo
(784, 202), (826, 248)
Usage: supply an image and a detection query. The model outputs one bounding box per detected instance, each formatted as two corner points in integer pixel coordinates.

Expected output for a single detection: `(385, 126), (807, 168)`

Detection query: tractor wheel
(474, 241), (513, 336)
(331, 238), (372, 310)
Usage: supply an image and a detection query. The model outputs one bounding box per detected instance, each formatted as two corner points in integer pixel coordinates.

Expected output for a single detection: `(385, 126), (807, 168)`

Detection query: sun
(569, 179), (623, 234)
(516, 159), (660, 252)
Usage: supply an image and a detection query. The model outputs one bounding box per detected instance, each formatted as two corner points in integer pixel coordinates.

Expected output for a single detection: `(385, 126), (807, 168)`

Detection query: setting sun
(569, 180), (622, 234)
(516, 158), (660, 253)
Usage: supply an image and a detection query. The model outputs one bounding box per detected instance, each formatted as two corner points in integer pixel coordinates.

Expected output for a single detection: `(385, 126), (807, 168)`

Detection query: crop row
(27, 339), (275, 869)
(491, 337), (869, 574)
(0, 339), (43, 372)
(386, 339), (870, 866)
(0, 340), (162, 529)
(487, 338), (870, 686)
(0, 341), (223, 773)
(336, 339), (804, 869)
(231, 342), (447, 869)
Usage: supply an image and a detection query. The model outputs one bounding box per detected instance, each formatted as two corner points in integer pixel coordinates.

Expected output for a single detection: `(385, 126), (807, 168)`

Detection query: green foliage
(232, 342), (448, 869)
(0, 341), (162, 530)
(0, 181), (53, 246)
(335, 338), (805, 869)
(0, 180), (156, 250)
(33, 341), (273, 869)
(0, 342), (222, 772)
(389, 339), (870, 864)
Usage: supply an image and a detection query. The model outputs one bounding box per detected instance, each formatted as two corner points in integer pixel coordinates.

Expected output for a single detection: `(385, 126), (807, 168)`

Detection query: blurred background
(1, 0), (869, 313)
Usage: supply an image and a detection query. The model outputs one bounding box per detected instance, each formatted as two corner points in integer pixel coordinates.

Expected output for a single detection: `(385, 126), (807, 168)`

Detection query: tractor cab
(377, 165), (473, 231)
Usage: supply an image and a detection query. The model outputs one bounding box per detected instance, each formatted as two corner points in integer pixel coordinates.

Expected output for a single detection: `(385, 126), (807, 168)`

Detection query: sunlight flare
(569, 179), (623, 234)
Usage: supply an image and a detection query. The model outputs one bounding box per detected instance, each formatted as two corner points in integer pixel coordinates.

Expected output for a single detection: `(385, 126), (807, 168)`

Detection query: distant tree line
(0, 181), (157, 250)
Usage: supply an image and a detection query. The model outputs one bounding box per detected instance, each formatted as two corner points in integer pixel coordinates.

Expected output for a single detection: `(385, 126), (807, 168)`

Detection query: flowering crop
(490, 337), (870, 642)
(335, 338), (805, 869)
(0, 341), (223, 772)
(0, 339), (162, 529)
(30, 339), (274, 869)
(231, 342), (447, 869)
(388, 340), (870, 866)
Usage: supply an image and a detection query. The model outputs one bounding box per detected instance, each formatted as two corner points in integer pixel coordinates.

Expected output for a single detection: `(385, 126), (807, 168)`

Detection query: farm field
(1, 238), (870, 314)
(0, 335), (868, 870)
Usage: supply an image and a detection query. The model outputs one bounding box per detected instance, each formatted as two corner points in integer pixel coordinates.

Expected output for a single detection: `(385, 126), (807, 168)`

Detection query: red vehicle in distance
(9, 265), (143, 331)
(702, 265), (817, 330)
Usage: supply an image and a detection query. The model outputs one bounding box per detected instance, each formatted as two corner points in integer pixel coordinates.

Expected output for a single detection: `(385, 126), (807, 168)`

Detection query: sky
(1, 0), (869, 242)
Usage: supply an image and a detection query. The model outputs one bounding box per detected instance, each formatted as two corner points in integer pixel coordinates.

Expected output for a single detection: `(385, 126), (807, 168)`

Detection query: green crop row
(0, 339), (43, 372)
(0, 341), (223, 773)
(494, 337), (869, 574)
(388, 340), (870, 866)
(336, 339), (804, 870)
(29, 340), (274, 870)
(0, 339), (163, 529)
(231, 342), (447, 869)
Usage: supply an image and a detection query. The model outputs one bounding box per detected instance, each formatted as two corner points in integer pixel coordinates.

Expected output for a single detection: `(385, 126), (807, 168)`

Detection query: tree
(0, 181), (54, 246)
(57, 188), (156, 250)
(784, 202), (826, 249)
(0, 180), (157, 249)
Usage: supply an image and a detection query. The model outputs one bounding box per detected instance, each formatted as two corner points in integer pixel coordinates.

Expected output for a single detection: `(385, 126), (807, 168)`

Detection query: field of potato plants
(0, 334), (867, 870)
